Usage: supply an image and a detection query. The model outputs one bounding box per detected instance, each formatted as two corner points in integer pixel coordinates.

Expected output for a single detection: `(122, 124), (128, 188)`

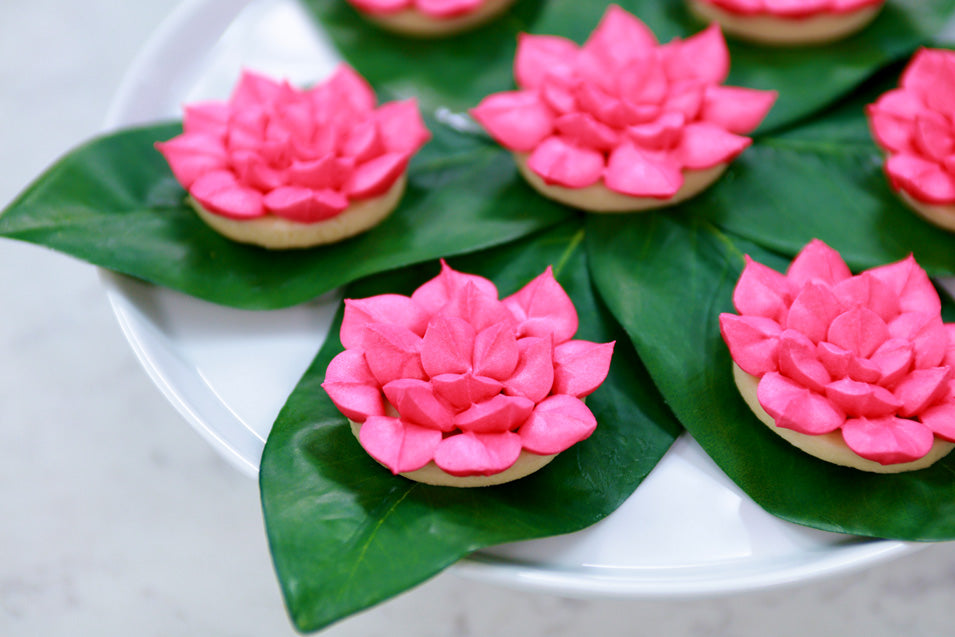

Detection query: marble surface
(3, 1), (955, 635)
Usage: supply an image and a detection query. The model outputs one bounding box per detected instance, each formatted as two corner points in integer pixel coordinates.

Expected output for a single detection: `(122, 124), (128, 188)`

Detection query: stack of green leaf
(4, 0), (955, 632)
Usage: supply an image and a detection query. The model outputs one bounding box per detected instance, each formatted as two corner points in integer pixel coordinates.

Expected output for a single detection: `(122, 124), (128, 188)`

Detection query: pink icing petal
(778, 330), (831, 394)
(627, 112), (686, 151)
(847, 356), (882, 384)
(825, 378), (901, 418)
(831, 272), (900, 323)
(410, 261), (499, 316)
(420, 316), (476, 378)
(661, 24), (729, 86)
(552, 340), (615, 398)
(661, 81), (704, 122)
(287, 155), (354, 191)
(732, 256), (792, 323)
(230, 70), (285, 108)
(263, 187), (349, 223)
(382, 379), (456, 432)
(604, 143), (683, 198)
(321, 349), (386, 422)
(514, 33), (579, 90)
(827, 306), (889, 359)
(870, 338), (914, 387)
(325, 64), (377, 114)
(183, 102), (231, 135)
(341, 120), (385, 163)
(502, 266), (579, 343)
(886, 152), (955, 204)
(519, 394), (597, 455)
(817, 342), (851, 380)
(582, 5), (658, 70)
(945, 324), (955, 367)
(719, 313), (782, 376)
(341, 295), (430, 349)
(443, 281), (515, 333)
(913, 115), (955, 160)
(233, 150), (288, 191)
(785, 281), (842, 344)
(472, 321), (520, 380)
(471, 91), (556, 152)
(757, 371), (845, 435)
(527, 136), (605, 189)
(841, 416), (935, 465)
(893, 366), (952, 417)
(786, 239), (852, 288)
(867, 103), (917, 155)
(901, 49), (955, 118)
(431, 373), (503, 410)
(454, 394), (535, 434)
(920, 398), (955, 440)
(359, 323), (426, 386)
(348, 0), (411, 14)
(190, 170), (265, 220)
(541, 75), (578, 115)
(888, 312), (948, 369)
(416, 0), (484, 18)
(359, 416), (442, 474)
(504, 336), (555, 402)
(700, 86), (777, 135)
(867, 255), (941, 317)
(345, 152), (409, 199)
(374, 99), (431, 154)
(616, 56), (669, 107)
(155, 134), (229, 189)
(555, 112), (621, 152)
(433, 431), (523, 477)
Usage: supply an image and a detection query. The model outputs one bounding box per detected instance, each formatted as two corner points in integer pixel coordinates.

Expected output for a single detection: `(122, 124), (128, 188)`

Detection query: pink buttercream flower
(720, 239), (955, 465)
(348, 0), (496, 19)
(696, 0), (883, 18)
(867, 49), (955, 207)
(470, 5), (776, 205)
(322, 262), (615, 478)
(156, 66), (430, 223)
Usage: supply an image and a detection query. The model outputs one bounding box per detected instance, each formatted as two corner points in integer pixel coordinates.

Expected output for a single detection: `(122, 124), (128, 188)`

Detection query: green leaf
(0, 119), (569, 309)
(260, 221), (682, 632)
(301, 0), (955, 131)
(587, 211), (955, 541)
(686, 66), (955, 277)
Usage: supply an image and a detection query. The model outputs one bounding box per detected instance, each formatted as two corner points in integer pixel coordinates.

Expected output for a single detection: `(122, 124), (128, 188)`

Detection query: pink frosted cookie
(867, 48), (955, 233)
(471, 6), (776, 213)
(322, 262), (615, 487)
(156, 67), (430, 249)
(687, 0), (885, 45)
(346, 0), (516, 37)
(720, 239), (955, 473)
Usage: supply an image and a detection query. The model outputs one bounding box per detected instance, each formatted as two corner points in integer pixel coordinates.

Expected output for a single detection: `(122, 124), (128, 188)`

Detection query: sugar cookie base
(688, 0), (882, 45)
(189, 176), (406, 250)
(898, 191), (955, 233)
(733, 364), (954, 473)
(350, 421), (557, 487)
(361, 0), (515, 37)
(514, 154), (726, 213)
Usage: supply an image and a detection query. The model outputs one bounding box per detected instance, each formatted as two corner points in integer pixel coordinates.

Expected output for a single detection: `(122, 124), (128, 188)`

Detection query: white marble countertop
(3, 1), (955, 635)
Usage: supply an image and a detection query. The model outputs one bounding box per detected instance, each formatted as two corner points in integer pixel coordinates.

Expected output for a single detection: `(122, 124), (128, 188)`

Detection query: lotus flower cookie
(720, 239), (955, 472)
(867, 48), (955, 233)
(156, 67), (430, 249)
(471, 5), (777, 212)
(322, 262), (615, 487)
(346, 0), (516, 37)
(687, 0), (885, 45)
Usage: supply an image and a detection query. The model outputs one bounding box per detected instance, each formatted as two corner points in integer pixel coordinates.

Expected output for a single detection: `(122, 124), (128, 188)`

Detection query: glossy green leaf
(260, 221), (682, 632)
(301, 0), (955, 131)
(587, 212), (955, 541)
(0, 119), (569, 309)
(687, 66), (955, 277)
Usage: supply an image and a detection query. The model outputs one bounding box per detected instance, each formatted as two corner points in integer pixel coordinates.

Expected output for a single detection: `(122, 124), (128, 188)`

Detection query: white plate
(100, 0), (916, 599)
